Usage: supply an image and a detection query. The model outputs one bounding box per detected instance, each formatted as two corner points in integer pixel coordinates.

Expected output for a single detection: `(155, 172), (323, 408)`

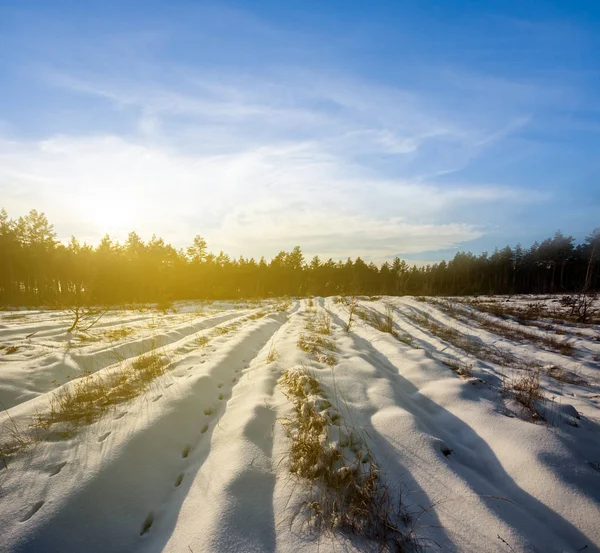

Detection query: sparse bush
(66, 306), (108, 333)
(345, 297), (357, 332)
(561, 292), (598, 323)
(502, 369), (546, 421)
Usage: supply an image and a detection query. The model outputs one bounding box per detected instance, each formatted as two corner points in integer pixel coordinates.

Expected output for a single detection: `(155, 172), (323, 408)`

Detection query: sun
(77, 188), (141, 235)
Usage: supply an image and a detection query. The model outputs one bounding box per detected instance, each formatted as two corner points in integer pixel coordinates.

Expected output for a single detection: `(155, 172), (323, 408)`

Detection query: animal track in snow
(201, 424), (208, 433)
(140, 512), (154, 535)
(114, 411), (127, 420)
(182, 444), (191, 458)
(152, 394), (163, 402)
(49, 461), (67, 476)
(20, 501), (44, 522)
(217, 383), (223, 388)
(175, 473), (184, 487)
(165, 383), (173, 388)
(98, 432), (111, 443)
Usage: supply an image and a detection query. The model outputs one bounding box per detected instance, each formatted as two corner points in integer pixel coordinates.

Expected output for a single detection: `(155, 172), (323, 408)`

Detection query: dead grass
(502, 369), (546, 421)
(407, 311), (516, 367)
(442, 359), (473, 379)
(279, 367), (417, 551)
(102, 327), (135, 341)
(306, 311), (332, 335)
(247, 310), (269, 320)
(1, 345), (19, 355)
(267, 340), (279, 363)
(195, 335), (210, 348)
(0, 411), (29, 468)
(297, 334), (337, 367)
(33, 349), (169, 432)
(429, 299), (575, 357)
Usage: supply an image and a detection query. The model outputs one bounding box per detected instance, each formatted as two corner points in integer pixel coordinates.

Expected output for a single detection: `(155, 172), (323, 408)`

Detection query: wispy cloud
(0, 9), (559, 262)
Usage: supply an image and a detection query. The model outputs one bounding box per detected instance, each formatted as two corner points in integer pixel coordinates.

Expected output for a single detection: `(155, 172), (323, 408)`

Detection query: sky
(1, 0), (599, 263)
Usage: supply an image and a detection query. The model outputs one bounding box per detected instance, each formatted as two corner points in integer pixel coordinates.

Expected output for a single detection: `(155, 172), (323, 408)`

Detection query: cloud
(0, 128), (538, 261)
(0, 33), (549, 262)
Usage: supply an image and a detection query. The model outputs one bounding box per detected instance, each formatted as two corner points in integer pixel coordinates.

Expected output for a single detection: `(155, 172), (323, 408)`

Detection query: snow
(1, 296), (599, 553)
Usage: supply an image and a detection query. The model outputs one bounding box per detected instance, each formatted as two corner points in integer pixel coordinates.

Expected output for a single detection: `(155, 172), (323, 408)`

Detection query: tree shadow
(326, 306), (595, 553)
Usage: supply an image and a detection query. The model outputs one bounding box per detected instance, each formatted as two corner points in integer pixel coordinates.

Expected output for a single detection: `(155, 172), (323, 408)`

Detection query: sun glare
(77, 190), (140, 235)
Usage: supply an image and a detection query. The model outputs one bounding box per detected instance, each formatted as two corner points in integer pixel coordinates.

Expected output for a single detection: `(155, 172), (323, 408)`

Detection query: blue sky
(1, 0), (599, 262)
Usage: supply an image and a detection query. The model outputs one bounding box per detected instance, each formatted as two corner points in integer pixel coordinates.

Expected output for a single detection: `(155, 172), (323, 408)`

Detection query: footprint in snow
(114, 411), (127, 420)
(140, 512), (154, 535)
(175, 473), (184, 487)
(152, 395), (163, 402)
(49, 461), (67, 476)
(217, 383), (223, 388)
(201, 424), (208, 433)
(98, 432), (111, 443)
(20, 501), (44, 522)
(182, 445), (191, 458)
(165, 383), (173, 389)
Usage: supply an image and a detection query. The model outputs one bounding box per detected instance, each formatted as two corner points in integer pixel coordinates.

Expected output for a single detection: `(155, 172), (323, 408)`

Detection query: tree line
(0, 208), (598, 306)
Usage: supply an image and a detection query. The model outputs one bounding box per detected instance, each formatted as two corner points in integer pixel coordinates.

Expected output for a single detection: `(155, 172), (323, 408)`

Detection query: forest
(0, 208), (598, 305)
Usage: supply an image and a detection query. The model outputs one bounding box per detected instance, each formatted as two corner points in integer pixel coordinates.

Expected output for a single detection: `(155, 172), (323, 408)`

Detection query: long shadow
(391, 302), (600, 510)
(324, 306), (456, 551)
(11, 314), (286, 553)
(326, 306), (595, 553)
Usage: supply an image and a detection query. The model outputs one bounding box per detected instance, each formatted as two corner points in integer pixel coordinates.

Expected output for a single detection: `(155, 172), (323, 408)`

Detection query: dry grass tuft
(279, 367), (416, 552)
(297, 334), (337, 367)
(431, 298), (575, 357)
(502, 369), (546, 421)
(195, 335), (210, 348)
(247, 310), (269, 320)
(33, 350), (169, 432)
(442, 359), (473, 379)
(102, 326), (135, 341)
(306, 311), (332, 335)
(267, 340), (279, 363)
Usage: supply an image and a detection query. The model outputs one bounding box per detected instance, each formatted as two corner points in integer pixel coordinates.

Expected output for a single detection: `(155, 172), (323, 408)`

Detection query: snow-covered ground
(1, 296), (599, 553)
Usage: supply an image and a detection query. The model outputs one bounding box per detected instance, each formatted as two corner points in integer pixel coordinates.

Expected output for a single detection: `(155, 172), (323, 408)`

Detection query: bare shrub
(502, 369), (546, 421)
(345, 297), (358, 332)
(561, 292), (598, 323)
(66, 306), (108, 333)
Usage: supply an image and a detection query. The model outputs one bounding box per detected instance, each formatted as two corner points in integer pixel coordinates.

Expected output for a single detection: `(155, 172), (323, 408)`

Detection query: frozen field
(1, 296), (599, 553)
